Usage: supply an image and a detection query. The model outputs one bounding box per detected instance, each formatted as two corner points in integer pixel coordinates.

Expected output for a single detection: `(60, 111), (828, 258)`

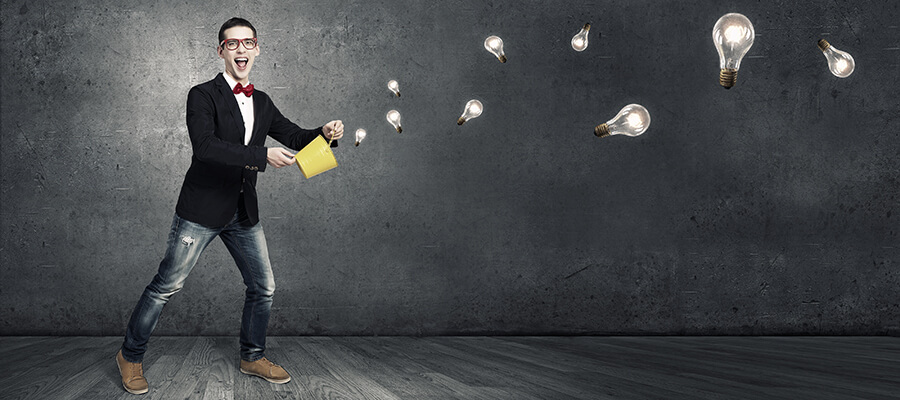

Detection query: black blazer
(175, 73), (334, 228)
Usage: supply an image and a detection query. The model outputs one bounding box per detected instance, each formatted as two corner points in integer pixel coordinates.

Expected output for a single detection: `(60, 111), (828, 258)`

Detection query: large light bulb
(386, 110), (402, 133)
(457, 100), (483, 125)
(387, 80), (400, 97)
(817, 39), (855, 78)
(712, 13), (755, 89)
(484, 36), (507, 63)
(594, 104), (651, 138)
(355, 129), (367, 146)
(571, 23), (591, 52)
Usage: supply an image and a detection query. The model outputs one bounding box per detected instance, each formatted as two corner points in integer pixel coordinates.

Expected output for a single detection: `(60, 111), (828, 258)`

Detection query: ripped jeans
(121, 211), (275, 363)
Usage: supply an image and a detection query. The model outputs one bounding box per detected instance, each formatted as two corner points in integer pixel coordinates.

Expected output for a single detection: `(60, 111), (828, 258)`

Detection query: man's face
(218, 26), (259, 83)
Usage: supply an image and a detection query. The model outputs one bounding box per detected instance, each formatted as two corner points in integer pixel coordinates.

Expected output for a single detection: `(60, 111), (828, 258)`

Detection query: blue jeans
(121, 211), (275, 363)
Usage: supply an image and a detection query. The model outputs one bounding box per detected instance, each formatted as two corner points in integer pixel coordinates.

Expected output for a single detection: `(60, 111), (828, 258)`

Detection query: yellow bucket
(295, 136), (338, 179)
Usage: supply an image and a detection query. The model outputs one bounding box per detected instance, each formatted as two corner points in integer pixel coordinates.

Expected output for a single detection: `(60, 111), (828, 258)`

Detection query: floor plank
(0, 336), (897, 400)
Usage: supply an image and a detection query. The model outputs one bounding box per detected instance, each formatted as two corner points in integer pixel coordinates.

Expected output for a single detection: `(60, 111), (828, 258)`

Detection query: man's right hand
(267, 147), (296, 168)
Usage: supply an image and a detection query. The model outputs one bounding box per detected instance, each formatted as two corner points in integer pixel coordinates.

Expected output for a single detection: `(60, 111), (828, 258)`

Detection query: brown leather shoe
(116, 350), (149, 395)
(240, 357), (291, 384)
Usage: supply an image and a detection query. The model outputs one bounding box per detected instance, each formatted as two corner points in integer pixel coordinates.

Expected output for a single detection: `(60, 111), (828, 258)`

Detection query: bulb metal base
(594, 123), (610, 138)
(583, 23), (591, 31)
(355, 141), (360, 146)
(719, 68), (738, 89)
(458, 117), (467, 125)
(498, 55), (507, 63)
(394, 92), (401, 97)
(395, 126), (402, 134)
(817, 39), (831, 52)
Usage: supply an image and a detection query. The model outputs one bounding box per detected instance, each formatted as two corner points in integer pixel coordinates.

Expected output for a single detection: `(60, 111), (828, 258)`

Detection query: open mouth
(235, 58), (249, 70)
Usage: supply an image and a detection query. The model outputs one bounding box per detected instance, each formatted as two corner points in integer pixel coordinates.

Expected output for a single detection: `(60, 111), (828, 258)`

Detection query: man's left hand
(323, 120), (344, 141)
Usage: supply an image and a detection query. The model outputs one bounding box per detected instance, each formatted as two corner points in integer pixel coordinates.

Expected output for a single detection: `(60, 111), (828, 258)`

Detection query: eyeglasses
(219, 38), (258, 51)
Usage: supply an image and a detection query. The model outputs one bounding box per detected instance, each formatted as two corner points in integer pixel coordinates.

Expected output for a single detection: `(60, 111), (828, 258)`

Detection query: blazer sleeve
(266, 102), (336, 151)
(186, 86), (269, 170)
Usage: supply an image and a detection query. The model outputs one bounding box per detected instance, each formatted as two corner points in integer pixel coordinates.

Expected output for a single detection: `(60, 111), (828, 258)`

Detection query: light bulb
(354, 129), (367, 146)
(712, 13), (755, 89)
(386, 110), (402, 133)
(457, 100), (483, 125)
(817, 39), (855, 78)
(484, 36), (507, 63)
(571, 23), (591, 52)
(388, 80), (400, 97)
(594, 104), (651, 138)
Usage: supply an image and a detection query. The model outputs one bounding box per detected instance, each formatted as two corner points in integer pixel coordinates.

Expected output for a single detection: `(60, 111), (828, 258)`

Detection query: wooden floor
(0, 336), (898, 399)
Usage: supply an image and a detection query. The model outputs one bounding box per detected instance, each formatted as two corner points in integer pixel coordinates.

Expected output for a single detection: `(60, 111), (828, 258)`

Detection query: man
(115, 17), (343, 395)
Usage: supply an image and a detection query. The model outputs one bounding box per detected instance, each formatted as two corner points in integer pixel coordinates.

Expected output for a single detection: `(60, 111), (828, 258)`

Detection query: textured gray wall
(1, 0), (897, 336)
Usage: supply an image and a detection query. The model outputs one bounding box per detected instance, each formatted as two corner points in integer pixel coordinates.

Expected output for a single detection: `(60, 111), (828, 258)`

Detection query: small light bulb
(484, 36), (507, 63)
(457, 100), (483, 125)
(386, 110), (402, 133)
(571, 23), (591, 52)
(594, 104), (651, 138)
(355, 129), (367, 146)
(388, 80), (400, 97)
(712, 13), (755, 89)
(818, 39), (855, 78)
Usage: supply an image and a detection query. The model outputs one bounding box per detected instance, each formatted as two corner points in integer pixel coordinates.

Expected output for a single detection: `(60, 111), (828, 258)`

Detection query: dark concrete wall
(1, 0), (897, 336)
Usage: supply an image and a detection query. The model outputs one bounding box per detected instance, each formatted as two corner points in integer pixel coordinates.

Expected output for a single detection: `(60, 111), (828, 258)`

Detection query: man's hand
(323, 120), (344, 141)
(267, 147), (295, 168)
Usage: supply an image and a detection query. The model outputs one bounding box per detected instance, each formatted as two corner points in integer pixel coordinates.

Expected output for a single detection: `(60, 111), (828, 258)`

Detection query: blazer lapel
(215, 74), (245, 143)
(250, 93), (262, 144)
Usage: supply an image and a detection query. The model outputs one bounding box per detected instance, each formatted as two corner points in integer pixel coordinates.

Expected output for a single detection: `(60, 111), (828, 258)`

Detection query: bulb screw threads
(458, 117), (466, 125)
(719, 68), (738, 89)
(583, 23), (591, 31)
(394, 92), (401, 97)
(498, 55), (507, 63)
(594, 123), (610, 138)
(817, 39), (831, 52)
(395, 126), (402, 134)
(355, 141), (360, 146)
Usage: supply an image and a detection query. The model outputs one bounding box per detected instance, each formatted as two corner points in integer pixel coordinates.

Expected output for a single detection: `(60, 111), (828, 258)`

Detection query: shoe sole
(122, 384), (149, 395)
(240, 368), (291, 384)
(115, 353), (149, 395)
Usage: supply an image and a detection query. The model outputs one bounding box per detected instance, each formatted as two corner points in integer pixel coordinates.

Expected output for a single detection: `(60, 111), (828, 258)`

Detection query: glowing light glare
(724, 26), (746, 43)
(457, 99), (483, 125)
(626, 113), (644, 128)
(712, 13), (755, 88)
(484, 36), (507, 63)
(386, 110), (402, 133)
(818, 39), (855, 78)
(354, 129), (367, 146)
(571, 23), (591, 52)
(387, 80), (400, 96)
(593, 104), (651, 138)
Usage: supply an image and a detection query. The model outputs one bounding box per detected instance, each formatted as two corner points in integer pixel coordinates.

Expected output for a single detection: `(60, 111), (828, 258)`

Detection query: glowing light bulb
(388, 80), (400, 97)
(386, 110), (402, 133)
(484, 36), (507, 63)
(817, 39), (855, 78)
(571, 23), (591, 52)
(354, 129), (367, 146)
(457, 100), (483, 125)
(712, 13), (755, 89)
(593, 104), (651, 138)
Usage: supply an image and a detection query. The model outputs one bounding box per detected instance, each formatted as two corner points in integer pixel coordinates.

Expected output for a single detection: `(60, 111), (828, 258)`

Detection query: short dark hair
(218, 17), (257, 44)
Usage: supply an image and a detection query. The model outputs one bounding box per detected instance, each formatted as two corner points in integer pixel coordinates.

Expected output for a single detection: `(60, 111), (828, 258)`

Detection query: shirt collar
(222, 72), (250, 93)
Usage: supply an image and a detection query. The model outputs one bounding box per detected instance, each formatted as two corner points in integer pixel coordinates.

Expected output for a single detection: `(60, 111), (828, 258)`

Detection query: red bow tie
(233, 83), (254, 97)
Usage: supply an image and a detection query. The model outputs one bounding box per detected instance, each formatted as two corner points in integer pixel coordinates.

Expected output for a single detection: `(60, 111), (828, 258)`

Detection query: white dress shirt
(222, 72), (255, 145)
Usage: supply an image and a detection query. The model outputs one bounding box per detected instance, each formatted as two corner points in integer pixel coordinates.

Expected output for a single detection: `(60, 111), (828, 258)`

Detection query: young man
(115, 17), (343, 395)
